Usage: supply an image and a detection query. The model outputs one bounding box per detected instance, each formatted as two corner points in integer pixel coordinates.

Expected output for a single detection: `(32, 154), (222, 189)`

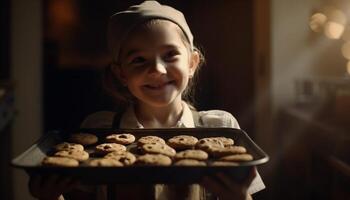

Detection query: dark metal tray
(11, 128), (269, 184)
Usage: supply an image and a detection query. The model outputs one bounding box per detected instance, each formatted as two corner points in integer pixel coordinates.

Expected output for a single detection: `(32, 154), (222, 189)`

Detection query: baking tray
(11, 128), (269, 184)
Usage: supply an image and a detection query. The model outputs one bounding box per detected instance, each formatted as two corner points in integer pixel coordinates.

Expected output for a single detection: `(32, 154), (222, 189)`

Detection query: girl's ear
(189, 51), (200, 77)
(111, 63), (127, 86)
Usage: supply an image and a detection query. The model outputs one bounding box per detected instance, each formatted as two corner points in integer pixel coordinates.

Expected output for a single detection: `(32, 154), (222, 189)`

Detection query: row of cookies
(135, 135), (253, 166)
(42, 142), (90, 167)
(42, 132), (253, 167)
(42, 133), (126, 167)
(102, 133), (253, 166)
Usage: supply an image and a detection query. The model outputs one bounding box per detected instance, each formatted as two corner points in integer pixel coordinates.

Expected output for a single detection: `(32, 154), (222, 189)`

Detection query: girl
(29, 1), (265, 199)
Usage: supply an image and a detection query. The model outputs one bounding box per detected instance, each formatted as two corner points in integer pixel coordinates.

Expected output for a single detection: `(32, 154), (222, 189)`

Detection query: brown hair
(102, 19), (205, 110)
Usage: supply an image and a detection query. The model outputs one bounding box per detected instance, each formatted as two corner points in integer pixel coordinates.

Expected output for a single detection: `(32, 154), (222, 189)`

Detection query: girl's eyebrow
(162, 44), (181, 49)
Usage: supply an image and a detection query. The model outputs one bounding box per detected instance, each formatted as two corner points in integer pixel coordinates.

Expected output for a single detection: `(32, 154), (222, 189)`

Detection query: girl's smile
(143, 80), (176, 90)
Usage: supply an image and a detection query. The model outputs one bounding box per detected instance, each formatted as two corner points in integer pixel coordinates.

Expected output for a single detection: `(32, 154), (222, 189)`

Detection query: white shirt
(82, 102), (240, 129)
(81, 102), (265, 199)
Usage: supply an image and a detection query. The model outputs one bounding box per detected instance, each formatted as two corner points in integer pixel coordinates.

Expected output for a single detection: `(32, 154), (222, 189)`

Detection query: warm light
(341, 42), (350, 59)
(347, 61), (350, 75)
(324, 21), (345, 39)
(309, 13), (327, 32)
(49, 0), (77, 26)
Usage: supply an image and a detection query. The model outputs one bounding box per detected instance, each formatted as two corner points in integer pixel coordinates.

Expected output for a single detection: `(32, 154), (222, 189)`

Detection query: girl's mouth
(144, 80), (175, 90)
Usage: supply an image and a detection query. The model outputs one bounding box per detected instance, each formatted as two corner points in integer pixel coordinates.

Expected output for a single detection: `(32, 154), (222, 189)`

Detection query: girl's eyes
(129, 57), (146, 65)
(163, 50), (180, 61)
(127, 50), (180, 65)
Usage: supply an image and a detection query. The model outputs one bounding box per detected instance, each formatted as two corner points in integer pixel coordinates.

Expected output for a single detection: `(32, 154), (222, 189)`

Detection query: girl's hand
(28, 174), (79, 200)
(201, 166), (257, 200)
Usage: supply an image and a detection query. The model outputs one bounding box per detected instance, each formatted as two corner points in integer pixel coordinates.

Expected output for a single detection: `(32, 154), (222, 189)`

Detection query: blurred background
(1, 0), (349, 199)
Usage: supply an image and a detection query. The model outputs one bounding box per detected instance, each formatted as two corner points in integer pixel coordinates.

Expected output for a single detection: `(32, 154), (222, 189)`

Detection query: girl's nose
(148, 58), (167, 75)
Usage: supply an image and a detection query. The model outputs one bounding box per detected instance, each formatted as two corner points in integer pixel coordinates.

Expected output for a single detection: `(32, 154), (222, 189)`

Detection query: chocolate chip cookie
(104, 151), (136, 166)
(68, 133), (98, 146)
(140, 143), (176, 157)
(42, 156), (79, 167)
(219, 153), (254, 162)
(136, 154), (172, 166)
(85, 158), (123, 167)
(95, 143), (127, 155)
(195, 137), (225, 151)
(137, 136), (165, 147)
(174, 149), (208, 161)
(208, 145), (247, 157)
(105, 133), (135, 145)
(212, 137), (234, 146)
(54, 142), (84, 152)
(54, 149), (89, 161)
(167, 135), (198, 150)
(174, 159), (207, 166)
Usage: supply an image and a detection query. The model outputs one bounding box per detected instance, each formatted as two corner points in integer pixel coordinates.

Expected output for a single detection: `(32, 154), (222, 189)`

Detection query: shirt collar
(119, 101), (195, 128)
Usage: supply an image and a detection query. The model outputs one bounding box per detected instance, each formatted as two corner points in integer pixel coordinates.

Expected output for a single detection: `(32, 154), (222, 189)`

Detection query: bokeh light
(309, 13), (328, 32)
(324, 21), (345, 39)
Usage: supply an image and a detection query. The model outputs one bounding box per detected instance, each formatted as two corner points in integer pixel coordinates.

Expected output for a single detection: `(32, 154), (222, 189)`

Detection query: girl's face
(114, 20), (199, 108)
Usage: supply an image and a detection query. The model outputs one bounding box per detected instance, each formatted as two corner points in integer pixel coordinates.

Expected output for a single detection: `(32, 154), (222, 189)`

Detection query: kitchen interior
(1, 0), (349, 199)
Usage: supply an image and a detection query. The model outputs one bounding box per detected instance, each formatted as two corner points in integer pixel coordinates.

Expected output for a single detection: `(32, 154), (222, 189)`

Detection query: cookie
(208, 145), (247, 157)
(104, 151), (136, 166)
(54, 149), (89, 161)
(210, 161), (240, 166)
(167, 135), (198, 150)
(212, 137), (234, 146)
(141, 143), (176, 157)
(54, 142), (84, 152)
(195, 137), (224, 151)
(219, 153), (254, 162)
(174, 159), (207, 166)
(136, 154), (172, 166)
(137, 136), (165, 147)
(105, 133), (135, 145)
(95, 143), (127, 155)
(68, 133), (98, 146)
(174, 149), (208, 161)
(42, 156), (79, 167)
(85, 158), (123, 167)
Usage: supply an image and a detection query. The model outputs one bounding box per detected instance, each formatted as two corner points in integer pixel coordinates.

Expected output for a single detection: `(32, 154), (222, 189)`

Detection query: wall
(271, 0), (347, 111)
(11, 0), (42, 199)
